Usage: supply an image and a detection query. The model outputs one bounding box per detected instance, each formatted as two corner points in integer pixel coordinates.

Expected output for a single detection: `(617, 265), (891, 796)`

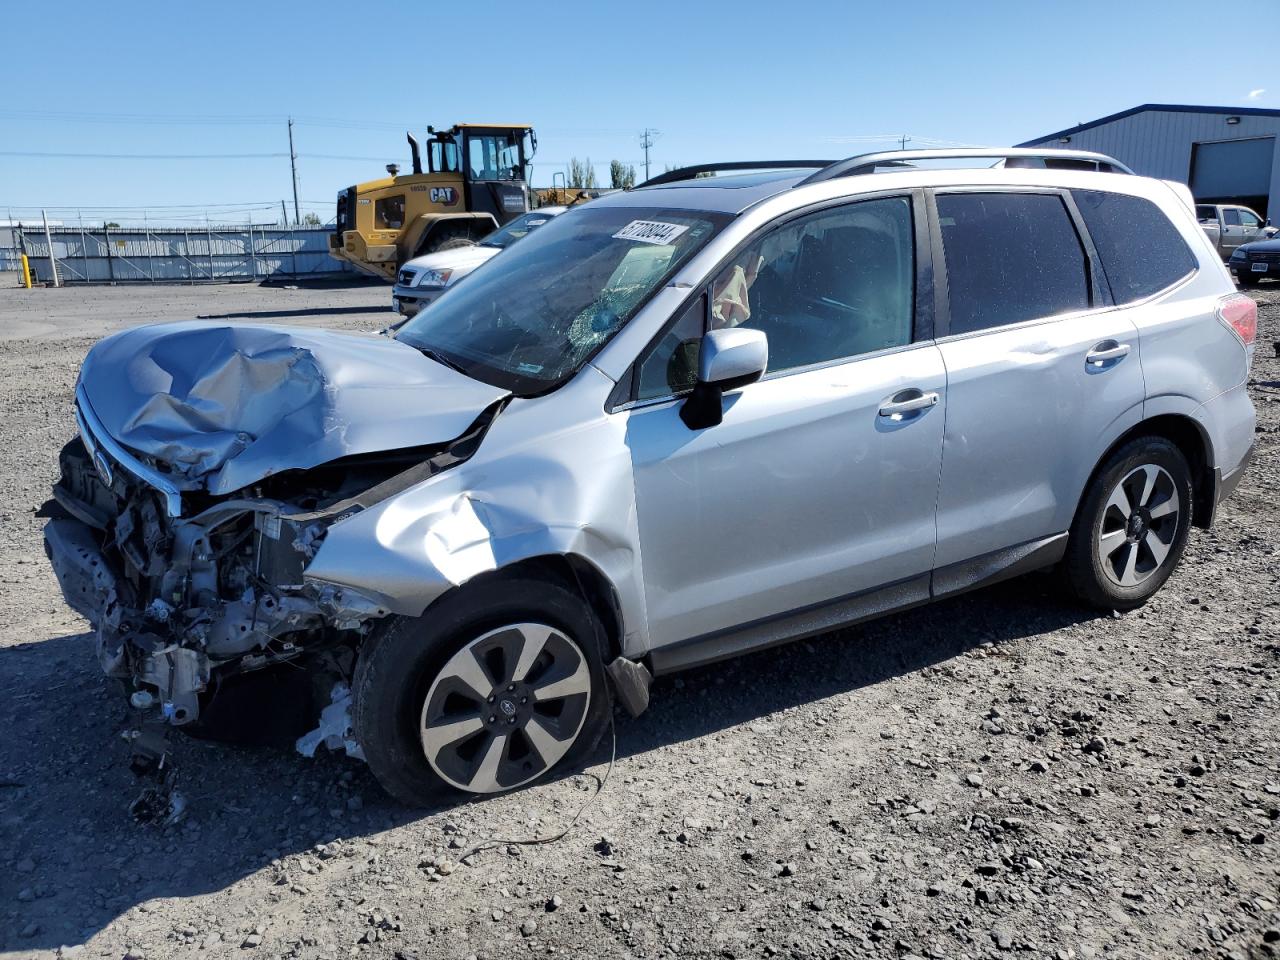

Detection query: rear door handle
(878, 389), (939, 419)
(1086, 341), (1130, 367)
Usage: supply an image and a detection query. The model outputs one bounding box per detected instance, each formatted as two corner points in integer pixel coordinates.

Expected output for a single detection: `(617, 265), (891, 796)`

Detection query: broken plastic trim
(76, 384), (184, 517)
(295, 683), (365, 761)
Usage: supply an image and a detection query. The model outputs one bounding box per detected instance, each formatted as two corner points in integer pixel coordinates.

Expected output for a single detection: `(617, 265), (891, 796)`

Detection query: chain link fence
(3, 223), (353, 283)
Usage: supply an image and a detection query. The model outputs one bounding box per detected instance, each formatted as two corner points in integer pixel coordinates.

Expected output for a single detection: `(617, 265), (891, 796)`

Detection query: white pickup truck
(1196, 203), (1274, 259)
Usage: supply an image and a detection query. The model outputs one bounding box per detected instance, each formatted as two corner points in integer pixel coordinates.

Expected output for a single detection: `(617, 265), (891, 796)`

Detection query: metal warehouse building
(1019, 103), (1280, 219)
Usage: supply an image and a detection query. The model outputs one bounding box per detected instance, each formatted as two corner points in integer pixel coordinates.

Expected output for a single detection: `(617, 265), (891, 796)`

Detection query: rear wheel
(1064, 436), (1193, 610)
(351, 577), (611, 806)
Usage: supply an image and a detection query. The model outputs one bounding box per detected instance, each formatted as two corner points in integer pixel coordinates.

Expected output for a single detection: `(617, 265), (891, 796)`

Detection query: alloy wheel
(1096, 463), (1181, 588)
(420, 623), (591, 793)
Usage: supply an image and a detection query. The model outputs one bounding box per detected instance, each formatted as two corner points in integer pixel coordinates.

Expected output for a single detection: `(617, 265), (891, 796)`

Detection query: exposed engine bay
(41, 323), (509, 785)
(43, 409), (495, 732)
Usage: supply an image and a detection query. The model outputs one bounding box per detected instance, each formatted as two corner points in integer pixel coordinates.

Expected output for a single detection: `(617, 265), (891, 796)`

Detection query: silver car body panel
(77, 321), (509, 498)
(627, 342), (947, 646)
(305, 362), (653, 654)
(931, 306), (1147, 568)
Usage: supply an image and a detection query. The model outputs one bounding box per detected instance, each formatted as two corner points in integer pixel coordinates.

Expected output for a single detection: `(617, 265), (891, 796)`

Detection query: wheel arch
(417, 553), (626, 665)
(402, 212), (497, 260)
(1080, 413), (1216, 530)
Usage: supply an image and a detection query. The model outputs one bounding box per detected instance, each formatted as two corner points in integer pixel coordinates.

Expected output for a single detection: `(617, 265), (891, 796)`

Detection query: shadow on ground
(0, 573), (1094, 951)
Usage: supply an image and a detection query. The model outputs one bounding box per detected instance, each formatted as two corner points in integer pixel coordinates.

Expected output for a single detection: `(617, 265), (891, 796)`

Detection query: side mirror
(679, 328), (768, 430)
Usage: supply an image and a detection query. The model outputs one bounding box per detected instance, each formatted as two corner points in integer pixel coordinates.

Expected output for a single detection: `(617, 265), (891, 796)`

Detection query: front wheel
(1063, 436), (1193, 611)
(351, 577), (611, 806)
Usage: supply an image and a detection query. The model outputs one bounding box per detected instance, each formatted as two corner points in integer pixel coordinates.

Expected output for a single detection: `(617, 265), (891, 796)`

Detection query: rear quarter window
(1073, 190), (1197, 304)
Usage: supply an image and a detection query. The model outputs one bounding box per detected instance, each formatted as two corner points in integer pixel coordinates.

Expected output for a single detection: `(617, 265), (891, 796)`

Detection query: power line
(0, 109), (284, 125)
(0, 150), (287, 159)
(0, 200), (283, 210)
(0, 150), (400, 161)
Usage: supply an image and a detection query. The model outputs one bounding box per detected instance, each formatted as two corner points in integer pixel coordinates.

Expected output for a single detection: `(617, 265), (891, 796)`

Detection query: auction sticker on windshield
(613, 220), (690, 245)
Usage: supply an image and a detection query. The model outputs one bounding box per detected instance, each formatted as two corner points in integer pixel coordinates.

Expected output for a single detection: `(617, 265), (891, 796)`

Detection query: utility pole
(41, 209), (59, 287)
(899, 134), (911, 150)
(288, 117), (301, 225)
(639, 128), (660, 182)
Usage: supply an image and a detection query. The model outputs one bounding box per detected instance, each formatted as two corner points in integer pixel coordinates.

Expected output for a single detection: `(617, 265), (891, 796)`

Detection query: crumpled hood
(77, 321), (509, 495)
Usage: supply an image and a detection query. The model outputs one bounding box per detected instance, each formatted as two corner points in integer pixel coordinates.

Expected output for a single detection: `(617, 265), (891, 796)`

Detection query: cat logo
(430, 187), (459, 206)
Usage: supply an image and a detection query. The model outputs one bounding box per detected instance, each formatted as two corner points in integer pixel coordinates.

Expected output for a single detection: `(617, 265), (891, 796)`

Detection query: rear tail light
(1217, 292), (1257, 346)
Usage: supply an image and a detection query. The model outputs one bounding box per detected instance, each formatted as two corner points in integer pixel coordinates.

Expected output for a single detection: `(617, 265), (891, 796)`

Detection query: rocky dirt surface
(1, 283), (1278, 960)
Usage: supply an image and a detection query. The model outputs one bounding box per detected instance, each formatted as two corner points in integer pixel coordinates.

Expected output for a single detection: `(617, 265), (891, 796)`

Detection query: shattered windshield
(397, 205), (726, 394)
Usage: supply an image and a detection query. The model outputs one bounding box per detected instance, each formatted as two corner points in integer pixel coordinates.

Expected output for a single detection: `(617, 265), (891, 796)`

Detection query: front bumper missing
(43, 502), (387, 731)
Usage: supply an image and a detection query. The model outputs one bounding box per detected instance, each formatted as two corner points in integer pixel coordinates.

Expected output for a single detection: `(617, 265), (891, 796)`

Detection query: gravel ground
(0, 282), (1278, 960)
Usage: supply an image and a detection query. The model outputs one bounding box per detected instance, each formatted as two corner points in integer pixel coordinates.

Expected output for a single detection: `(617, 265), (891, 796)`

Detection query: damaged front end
(43, 325), (505, 746)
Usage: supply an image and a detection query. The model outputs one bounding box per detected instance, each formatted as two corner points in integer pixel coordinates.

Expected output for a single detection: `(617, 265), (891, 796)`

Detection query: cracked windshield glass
(396, 206), (726, 393)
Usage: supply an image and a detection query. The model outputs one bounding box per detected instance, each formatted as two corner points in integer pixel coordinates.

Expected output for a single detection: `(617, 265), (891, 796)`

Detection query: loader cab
(428, 124), (535, 225)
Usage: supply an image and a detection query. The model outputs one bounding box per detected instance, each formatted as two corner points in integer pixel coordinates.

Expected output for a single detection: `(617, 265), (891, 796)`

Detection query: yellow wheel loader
(329, 124), (535, 281)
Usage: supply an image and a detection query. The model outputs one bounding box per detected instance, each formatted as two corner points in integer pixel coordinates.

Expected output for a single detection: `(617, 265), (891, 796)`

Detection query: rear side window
(937, 193), (1090, 334)
(1074, 190), (1197, 304)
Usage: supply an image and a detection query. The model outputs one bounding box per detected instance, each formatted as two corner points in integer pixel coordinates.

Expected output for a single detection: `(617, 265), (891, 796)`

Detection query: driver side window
(710, 197), (915, 373)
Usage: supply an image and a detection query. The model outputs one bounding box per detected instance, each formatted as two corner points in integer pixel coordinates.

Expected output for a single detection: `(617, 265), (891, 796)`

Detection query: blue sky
(1, 0), (1271, 225)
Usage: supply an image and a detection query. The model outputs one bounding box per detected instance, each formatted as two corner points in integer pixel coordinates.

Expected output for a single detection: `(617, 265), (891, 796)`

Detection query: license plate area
(1252, 262), (1268, 272)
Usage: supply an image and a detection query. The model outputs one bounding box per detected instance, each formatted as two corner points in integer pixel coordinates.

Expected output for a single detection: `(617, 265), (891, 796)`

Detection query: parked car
(391, 206), (566, 318)
(1196, 203), (1273, 259)
(1228, 236), (1280, 286)
(45, 148), (1257, 806)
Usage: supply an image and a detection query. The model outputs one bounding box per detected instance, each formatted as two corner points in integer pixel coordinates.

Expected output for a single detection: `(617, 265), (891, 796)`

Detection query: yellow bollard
(19, 254), (32, 289)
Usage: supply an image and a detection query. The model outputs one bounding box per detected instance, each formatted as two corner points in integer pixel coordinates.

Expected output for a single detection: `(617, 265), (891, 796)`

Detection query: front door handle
(878, 389), (939, 419)
(1086, 341), (1130, 367)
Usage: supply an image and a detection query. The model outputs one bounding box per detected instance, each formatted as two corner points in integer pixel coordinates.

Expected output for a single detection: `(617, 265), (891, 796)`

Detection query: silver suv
(44, 149), (1257, 806)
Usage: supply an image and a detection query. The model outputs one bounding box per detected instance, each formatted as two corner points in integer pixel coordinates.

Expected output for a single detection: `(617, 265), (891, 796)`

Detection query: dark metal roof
(639, 161), (831, 187)
(594, 171), (810, 213)
(1018, 103), (1280, 146)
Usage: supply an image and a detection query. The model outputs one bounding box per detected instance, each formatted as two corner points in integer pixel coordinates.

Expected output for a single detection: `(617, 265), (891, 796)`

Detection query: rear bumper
(1197, 382), (1256, 526)
(1216, 440), (1255, 506)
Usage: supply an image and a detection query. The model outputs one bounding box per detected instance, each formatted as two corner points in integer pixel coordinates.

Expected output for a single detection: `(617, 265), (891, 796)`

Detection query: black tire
(416, 226), (475, 258)
(1237, 273), (1260, 288)
(351, 576), (611, 807)
(1064, 436), (1194, 611)
(431, 236), (475, 253)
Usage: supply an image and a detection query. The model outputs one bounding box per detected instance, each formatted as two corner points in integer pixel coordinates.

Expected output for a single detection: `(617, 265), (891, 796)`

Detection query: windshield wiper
(415, 346), (468, 375)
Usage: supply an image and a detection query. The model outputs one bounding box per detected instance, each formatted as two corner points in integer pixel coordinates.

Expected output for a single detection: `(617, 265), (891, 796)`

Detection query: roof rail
(797, 148), (1135, 185)
(638, 160), (832, 188)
